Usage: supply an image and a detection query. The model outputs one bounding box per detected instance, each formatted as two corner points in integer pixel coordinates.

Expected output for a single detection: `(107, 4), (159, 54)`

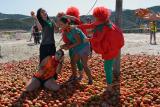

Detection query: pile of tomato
(0, 54), (160, 107)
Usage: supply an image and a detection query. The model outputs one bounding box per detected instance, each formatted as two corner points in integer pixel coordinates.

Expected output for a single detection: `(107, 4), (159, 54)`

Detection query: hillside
(0, 19), (32, 30)
(0, 6), (159, 31)
(0, 13), (29, 20)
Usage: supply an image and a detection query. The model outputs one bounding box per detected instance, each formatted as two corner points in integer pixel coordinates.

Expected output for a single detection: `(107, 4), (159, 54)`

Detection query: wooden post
(113, 0), (123, 76)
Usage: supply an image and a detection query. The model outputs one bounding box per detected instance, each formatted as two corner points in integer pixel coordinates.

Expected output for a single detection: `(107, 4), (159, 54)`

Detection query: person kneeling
(26, 50), (64, 91)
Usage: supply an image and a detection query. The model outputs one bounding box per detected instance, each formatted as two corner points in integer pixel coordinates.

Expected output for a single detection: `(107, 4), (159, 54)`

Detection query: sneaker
(77, 76), (83, 81)
(77, 72), (83, 81)
(153, 42), (157, 45)
(67, 75), (78, 82)
(88, 79), (93, 85)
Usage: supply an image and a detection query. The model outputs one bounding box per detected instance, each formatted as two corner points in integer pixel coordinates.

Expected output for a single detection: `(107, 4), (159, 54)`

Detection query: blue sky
(1, 0), (160, 16)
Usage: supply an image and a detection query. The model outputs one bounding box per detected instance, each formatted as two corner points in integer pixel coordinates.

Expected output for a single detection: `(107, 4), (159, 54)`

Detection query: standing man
(149, 21), (157, 45)
(32, 25), (41, 44)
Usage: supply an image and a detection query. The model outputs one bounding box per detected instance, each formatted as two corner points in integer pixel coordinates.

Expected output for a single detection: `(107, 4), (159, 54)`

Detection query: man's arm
(55, 57), (64, 74)
(31, 11), (43, 31)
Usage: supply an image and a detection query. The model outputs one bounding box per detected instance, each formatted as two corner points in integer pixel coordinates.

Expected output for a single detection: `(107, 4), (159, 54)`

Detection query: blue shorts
(73, 45), (90, 57)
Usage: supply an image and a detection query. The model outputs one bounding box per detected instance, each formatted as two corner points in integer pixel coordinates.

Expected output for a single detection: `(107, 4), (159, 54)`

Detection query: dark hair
(56, 49), (64, 58)
(70, 20), (78, 25)
(59, 49), (64, 57)
(60, 16), (70, 24)
(37, 8), (50, 27)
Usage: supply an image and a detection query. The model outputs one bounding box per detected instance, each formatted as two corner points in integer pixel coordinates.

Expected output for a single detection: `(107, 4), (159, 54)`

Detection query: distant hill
(0, 13), (29, 20)
(0, 6), (159, 31)
(0, 19), (31, 30)
(149, 6), (160, 12)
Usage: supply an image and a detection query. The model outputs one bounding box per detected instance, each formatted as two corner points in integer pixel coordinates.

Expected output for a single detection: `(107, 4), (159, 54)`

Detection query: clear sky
(1, 0), (160, 16)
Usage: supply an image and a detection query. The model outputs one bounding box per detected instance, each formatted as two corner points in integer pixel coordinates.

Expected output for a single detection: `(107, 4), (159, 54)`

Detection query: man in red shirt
(26, 50), (64, 91)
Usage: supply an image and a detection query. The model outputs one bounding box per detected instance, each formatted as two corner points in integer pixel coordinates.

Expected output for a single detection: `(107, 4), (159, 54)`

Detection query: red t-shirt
(62, 30), (70, 44)
(34, 56), (59, 80)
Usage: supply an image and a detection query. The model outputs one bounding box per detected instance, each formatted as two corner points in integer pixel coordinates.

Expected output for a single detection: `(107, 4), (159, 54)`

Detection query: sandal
(67, 75), (78, 82)
(88, 79), (93, 85)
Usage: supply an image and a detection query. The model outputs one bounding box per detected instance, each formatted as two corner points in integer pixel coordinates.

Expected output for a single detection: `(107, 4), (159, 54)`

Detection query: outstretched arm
(55, 57), (64, 74)
(31, 11), (42, 31)
(61, 34), (81, 50)
(65, 15), (81, 24)
(78, 23), (95, 29)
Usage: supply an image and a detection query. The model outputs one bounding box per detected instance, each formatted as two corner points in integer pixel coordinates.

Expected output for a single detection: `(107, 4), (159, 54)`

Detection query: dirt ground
(0, 32), (160, 63)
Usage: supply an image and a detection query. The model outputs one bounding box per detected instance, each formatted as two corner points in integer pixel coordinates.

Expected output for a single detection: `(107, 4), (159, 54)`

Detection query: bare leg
(69, 50), (83, 79)
(68, 54), (81, 81)
(76, 60), (83, 79)
(81, 55), (93, 85)
(153, 32), (156, 45)
(29, 34), (33, 41)
(68, 58), (78, 81)
(26, 77), (41, 92)
(71, 58), (77, 76)
(150, 31), (153, 44)
(44, 78), (60, 91)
